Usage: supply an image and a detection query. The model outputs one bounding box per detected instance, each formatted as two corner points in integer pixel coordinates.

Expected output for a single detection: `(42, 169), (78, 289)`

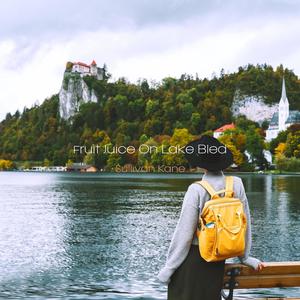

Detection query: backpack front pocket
(198, 225), (217, 261)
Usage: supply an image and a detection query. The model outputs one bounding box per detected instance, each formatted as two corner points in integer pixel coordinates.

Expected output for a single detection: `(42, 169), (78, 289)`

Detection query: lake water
(0, 172), (300, 299)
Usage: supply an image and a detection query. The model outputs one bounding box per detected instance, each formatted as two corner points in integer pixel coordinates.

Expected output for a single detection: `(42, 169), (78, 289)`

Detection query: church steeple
(280, 77), (288, 103)
(278, 77), (289, 131)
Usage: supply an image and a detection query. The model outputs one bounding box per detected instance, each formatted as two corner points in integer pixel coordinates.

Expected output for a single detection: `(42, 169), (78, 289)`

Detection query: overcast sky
(1, 0), (300, 121)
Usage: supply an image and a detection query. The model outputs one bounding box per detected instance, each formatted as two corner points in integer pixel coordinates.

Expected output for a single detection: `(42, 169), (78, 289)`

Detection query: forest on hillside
(0, 63), (300, 171)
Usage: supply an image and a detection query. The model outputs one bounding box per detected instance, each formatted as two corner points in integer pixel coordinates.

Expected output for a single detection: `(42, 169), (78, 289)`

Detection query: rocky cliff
(59, 73), (98, 119)
(232, 90), (278, 123)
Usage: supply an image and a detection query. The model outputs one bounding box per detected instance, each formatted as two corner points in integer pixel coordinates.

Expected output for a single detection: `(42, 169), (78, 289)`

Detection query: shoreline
(1, 170), (300, 175)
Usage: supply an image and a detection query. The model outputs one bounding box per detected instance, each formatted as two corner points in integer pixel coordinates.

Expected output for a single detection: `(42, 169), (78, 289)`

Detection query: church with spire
(265, 78), (300, 141)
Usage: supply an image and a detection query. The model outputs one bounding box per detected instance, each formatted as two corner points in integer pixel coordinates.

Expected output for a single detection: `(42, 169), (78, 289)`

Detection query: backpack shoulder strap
(194, 180), (219, 199)
(225, 176), (234, 198)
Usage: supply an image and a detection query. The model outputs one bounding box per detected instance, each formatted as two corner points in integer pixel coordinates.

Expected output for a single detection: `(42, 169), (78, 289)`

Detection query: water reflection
(0, 172), (300, 299)
(0, 172), (71, 298)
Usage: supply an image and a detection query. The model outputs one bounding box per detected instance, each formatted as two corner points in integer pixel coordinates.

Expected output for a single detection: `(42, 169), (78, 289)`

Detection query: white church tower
(278, 77), (289, 131)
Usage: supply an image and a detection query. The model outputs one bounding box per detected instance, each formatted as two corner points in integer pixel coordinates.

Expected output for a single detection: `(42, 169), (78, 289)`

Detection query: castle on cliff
(67, 60), (105, 80)
(265, 78), (300, 141)
(59, 60), (106, 119)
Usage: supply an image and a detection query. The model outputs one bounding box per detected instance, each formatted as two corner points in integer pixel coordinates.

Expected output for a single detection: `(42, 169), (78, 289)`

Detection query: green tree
(145, 99), (159, 116)
(163, 128), (194, 166)
(84, 153), (95, 165)
(285, 131), (300, 157)
(43, 158), (51, 167)
(107, 153), (123, 170)
(245, 126), (267, 169)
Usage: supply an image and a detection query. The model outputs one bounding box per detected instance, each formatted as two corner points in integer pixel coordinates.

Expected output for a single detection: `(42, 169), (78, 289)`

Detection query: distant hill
(1, 63), (300, 166)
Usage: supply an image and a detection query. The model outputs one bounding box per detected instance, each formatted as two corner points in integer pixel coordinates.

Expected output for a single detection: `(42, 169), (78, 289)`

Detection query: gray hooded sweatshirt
(157, 170), (261, 284)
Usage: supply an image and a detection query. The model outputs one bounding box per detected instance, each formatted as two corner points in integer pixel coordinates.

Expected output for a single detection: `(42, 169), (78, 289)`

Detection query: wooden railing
(222, 262), (300, 300)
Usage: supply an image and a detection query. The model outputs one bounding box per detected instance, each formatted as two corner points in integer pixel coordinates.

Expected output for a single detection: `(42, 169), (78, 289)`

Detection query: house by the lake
(213, 123), (236, 138)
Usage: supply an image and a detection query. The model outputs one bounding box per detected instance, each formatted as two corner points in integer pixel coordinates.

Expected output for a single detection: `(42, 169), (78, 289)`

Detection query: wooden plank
(224, 262), (300, 289)
(225, 262), (300, 276)
(224, 274), (300, 288)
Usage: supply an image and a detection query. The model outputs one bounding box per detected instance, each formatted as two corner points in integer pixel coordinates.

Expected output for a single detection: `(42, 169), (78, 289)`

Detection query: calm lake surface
(0, 172), (300, 299)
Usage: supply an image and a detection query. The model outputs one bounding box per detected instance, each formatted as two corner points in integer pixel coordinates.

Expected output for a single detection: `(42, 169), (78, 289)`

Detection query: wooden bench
(222, 262), (300, 300)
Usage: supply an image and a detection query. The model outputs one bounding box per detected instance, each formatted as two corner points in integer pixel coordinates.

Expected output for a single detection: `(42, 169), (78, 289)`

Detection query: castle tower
(278, 77), (289, 131)
(90, 60), (97, 76)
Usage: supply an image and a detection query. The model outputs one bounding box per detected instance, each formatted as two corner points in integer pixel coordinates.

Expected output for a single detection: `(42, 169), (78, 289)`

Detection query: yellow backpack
(195, 176), (247, 262)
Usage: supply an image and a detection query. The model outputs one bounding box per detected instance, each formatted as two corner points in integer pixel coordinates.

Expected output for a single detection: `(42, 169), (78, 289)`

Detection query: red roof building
(76, 62), (90, 68)
(69, 60), (104, 80)
(71, 60), (98, 74)
(213, 123), (235, 138)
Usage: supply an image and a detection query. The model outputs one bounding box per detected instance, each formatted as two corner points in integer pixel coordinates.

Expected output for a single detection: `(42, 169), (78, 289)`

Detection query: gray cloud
(1, 0), (300, 40)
